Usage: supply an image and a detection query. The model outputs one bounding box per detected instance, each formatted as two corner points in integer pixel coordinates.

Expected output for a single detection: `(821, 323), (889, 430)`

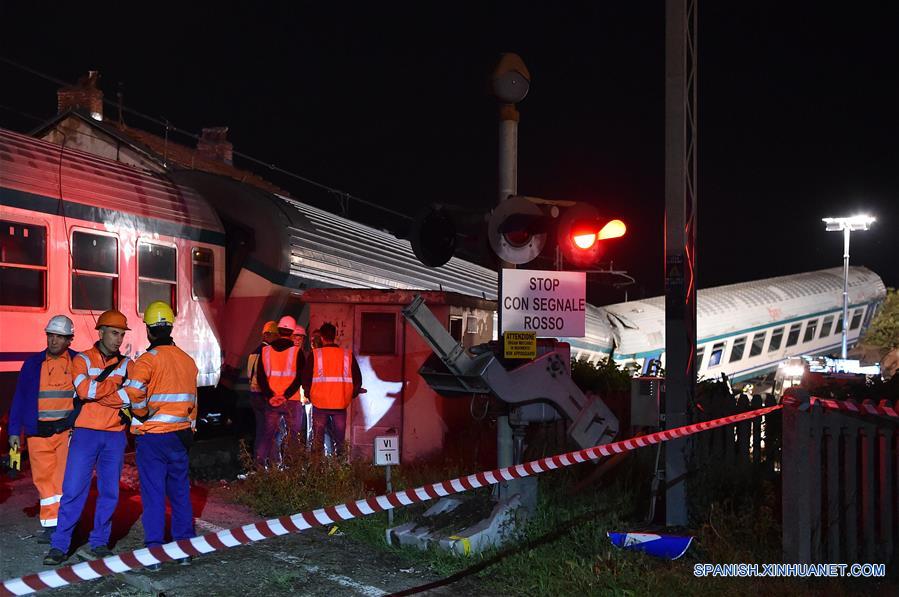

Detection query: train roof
(604, 267), (887, 356)
(0, 128), (224, 241)
(279, 195), (498, 299)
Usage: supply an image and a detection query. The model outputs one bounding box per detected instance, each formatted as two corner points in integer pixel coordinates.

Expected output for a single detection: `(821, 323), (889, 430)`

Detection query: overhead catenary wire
(0, 57), (412, 222)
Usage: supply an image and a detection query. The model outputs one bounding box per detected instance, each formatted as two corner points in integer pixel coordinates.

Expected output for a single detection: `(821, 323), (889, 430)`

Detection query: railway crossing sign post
(375, 435), (400, 527)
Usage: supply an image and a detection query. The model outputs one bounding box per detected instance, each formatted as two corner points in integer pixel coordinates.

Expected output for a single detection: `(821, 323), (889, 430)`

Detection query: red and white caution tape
(782, 394), (899, 420)
(0, 403), (782, 596)
(813, 397), (899, 419)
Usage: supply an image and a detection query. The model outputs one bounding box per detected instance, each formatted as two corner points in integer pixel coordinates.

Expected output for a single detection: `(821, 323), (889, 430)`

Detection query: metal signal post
(663, 0), (698, 527)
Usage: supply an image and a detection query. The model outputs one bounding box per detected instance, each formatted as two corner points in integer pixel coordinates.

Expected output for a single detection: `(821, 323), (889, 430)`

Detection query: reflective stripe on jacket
(72, 346), (131, 432)
(309, 347), (353, 410)
(262, 345), (299, 400)
(38, 352), (75, 421)
(125, 345), (199, 435)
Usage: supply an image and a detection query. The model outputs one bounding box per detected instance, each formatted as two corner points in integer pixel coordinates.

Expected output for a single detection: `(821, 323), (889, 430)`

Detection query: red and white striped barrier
(782, 394), (899, 419)
(1, 403), (782, 596)
(814, 397), (899, 419)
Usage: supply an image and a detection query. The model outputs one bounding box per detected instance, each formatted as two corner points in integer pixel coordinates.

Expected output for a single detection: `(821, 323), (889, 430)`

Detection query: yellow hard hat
(262, 320), (279, 335)
(144, 301), (175, 327)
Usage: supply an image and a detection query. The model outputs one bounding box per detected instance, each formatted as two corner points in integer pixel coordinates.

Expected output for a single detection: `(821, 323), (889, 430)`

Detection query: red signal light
(558, 205), (626, 269)
(572, 232), (597, 250)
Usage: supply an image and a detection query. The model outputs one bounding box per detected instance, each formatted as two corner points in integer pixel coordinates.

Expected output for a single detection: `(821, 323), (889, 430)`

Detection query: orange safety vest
(72, 346), (131, 432)
(125, 345), (199, 435)
(38, 352), (75, 422)
(262, 345), (300, 400)
(309, 347), (354, 410)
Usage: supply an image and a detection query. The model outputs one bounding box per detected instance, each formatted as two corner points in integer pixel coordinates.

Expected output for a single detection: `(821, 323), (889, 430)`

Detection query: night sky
(2, 2), (896, 305)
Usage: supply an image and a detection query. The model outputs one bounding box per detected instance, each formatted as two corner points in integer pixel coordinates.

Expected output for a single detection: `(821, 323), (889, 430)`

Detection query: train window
(803, 319), (818, 343)
(819, 315), (834, 338)
(72, 231), (117, 311)
(695, 346), (705, 369)
(360, 312), (397, 355)
(748, 332), (766, 357)
(849, 309), (863, 330)
(729, 337), (747, 363)
(708, 342), (725, 367)
(0, 220), (47, 308)
(138, 242), (177, 314)
(862, 305), (874, 328)
(768, 327), (784, 352)
(785, 323), (802, 347)
(191, 248), (214, 301)
(834, 315), (843, 335)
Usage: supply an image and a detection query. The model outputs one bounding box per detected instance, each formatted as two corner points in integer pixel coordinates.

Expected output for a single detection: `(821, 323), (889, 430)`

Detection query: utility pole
(664, 0), (698, 527)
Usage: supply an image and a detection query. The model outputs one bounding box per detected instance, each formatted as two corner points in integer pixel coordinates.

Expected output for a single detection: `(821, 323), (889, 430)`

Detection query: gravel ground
(1, 465), (489, 596)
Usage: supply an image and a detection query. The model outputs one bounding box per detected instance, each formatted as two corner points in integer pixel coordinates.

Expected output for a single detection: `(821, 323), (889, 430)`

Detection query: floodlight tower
(822, 214), (876, 359)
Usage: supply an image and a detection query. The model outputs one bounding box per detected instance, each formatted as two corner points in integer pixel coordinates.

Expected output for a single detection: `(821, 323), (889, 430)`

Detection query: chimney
(57, 71), (104, 121)
(197, 127), (234, 165)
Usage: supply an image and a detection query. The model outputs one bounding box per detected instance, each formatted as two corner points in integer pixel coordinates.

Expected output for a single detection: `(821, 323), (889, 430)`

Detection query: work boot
(43, 548), (67, 566)
(77, 545), (113, 560)
(37, 526), (55, 544)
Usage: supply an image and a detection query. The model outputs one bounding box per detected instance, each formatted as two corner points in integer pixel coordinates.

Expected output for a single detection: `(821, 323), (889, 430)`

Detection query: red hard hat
(95, 309), (130, 330)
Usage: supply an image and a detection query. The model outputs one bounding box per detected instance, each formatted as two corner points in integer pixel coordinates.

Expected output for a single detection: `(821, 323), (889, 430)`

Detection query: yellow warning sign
(504, 331), (537, 359)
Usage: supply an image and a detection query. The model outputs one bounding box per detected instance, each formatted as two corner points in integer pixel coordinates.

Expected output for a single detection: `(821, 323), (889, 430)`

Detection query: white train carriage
(600, 267), (886, 381)
(0, 129), (227, 410)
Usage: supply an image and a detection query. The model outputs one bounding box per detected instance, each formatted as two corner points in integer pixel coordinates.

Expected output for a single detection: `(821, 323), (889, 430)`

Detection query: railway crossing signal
(409, 197), (625, 269)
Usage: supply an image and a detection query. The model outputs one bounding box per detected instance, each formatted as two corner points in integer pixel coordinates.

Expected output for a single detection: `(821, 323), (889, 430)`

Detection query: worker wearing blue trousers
(125, 301), (198, 570)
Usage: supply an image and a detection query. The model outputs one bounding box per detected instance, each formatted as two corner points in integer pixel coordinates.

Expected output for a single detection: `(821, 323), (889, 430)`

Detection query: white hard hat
(293, 325), (306, 336)
(277, 315), (297, 330)
(45, 315), (75, 336)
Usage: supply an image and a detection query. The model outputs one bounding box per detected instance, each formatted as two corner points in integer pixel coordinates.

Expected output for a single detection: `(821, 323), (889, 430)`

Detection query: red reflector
(503, 230), (531, 247)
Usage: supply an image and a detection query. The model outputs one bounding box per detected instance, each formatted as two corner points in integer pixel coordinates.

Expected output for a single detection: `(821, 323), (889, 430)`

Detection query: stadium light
(822, 214), (875, 358)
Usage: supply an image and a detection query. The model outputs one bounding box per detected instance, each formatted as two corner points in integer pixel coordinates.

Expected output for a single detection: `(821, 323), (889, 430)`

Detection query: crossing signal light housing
(487, 195), (548, 265)
(557, 204), (625, 268)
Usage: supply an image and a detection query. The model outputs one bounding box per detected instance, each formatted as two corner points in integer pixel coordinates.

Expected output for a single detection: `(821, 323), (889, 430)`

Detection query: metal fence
(782, 394), (899, 563)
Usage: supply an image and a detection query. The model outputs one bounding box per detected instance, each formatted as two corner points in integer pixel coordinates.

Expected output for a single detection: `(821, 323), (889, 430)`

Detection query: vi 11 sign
(501, 269), (586, 337)
(374, 435), (400, 466)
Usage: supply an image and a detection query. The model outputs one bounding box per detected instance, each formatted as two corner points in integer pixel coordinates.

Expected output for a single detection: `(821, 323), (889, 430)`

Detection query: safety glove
(8, 445), (21, 471)
(118, 407), (134, 427)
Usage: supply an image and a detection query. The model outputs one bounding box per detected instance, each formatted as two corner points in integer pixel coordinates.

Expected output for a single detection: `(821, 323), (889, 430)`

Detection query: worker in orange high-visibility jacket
(257, 316), (306, 466)
(245, 321), (279, 467)
(46, 310), (131, 566)
(8, 315), (79, 542)
(301, 322), (362, 458)
(124, 301), (198, 569)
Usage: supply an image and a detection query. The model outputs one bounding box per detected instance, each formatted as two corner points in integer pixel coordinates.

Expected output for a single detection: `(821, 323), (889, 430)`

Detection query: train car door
(350, 305), (404, 461)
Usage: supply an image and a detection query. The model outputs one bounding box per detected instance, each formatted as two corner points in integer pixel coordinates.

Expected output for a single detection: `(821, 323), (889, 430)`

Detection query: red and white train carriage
(0, 129), (227, 415)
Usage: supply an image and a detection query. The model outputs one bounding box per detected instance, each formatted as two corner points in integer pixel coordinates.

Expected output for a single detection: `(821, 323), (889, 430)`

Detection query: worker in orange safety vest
(124, 301), (198, 569)
(301, 322), (362, 458)
(8, 315), (79, 542)
(245, 320), (279, 467)
(45, 309), (131, 565)
(256, 315), (305, 466)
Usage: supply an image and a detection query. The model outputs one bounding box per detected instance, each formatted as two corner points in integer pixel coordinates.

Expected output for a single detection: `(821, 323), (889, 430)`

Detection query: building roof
(30, 109), (288, 197)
